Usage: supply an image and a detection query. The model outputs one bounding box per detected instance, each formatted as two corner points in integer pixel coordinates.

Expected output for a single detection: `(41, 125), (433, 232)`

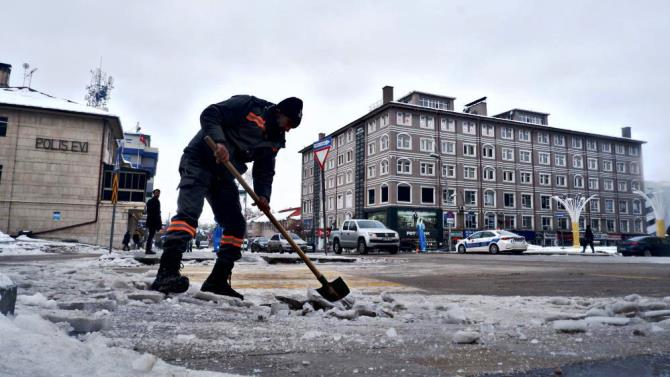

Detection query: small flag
(139, 134), (147, 146)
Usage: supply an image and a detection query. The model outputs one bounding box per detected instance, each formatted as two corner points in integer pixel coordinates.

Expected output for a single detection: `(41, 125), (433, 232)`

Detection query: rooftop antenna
(85, 57), (114, 110)
(22, 63), (38, 88)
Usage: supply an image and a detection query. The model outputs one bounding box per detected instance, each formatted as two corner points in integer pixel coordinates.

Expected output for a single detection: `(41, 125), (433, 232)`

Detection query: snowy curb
(0, 273), (17, 316)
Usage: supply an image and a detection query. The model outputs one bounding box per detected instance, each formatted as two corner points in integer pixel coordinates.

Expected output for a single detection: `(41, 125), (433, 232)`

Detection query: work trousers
(162, 155), (245, 265)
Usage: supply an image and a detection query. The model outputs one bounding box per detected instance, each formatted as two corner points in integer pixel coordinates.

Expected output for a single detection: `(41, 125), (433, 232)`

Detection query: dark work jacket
(184, 95), (285, 201)
(584, 228), (594, 242)
(146, 197), (162, 230)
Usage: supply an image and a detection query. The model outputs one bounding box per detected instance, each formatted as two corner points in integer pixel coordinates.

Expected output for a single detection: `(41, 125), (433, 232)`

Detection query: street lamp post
(551, 194), (597, 248)
(633, 190), (666, 237)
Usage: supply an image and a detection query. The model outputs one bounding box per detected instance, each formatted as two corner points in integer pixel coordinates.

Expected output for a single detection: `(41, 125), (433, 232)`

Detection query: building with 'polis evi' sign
(0, 62), (148, 247)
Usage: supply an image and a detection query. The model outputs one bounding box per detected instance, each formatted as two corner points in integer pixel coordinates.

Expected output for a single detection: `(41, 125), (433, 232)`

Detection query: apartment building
(299, 86), (646, 247)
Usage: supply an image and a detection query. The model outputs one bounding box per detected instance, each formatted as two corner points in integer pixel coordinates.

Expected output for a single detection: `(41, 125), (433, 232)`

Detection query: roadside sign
(313, 137), (332, 169)
(446, 211), (455, 219)
(555, 212), (566, 218)
(52, 211), (61, 221)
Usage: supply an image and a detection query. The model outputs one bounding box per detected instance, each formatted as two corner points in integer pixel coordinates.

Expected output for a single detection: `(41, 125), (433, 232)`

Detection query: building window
(380, 160), (389, 175)
(328, 196), (334, 210)
(615, 144), (625, 154)
(574, 175), (584, 188)
(601, 160), (612, 172)
(483, 167), (495, 181)
(541, 195), (552, 210)
(463, 143), (477, 157)
(444, 189), (456, 205)
(327, 159), (335, 170)
(338, 154), (344, 166)
(619, 200), (628, 214)
(605, 199), (615, 213)
(464, 166), (477, 180)
(620, 219), (629, 233)
(618, 181), (628, 192)
(616, 162), (626, 173)
(420, 138), (435, 152)
(421, 187), (435, 204)
(380, 135), (389, 151)
(481, 124), (495, 137)
(0, 117), (7, 137)
(603, 178), (614, 191)
(630, 162), (640, 175)
(537, 132), (549, 144)
(519, 150), (531, 163)
(503, 170), (515, 183)
(462, 121), (476, 135)
(397, 133), (411, 150)
(484, 190), (495, 207)
(441, 140), (455, 154)
(381, 113), (390, 128)
(571, 137), (583, 149)
(554, 135), (565, 146)
(591, 218), (601, 231)
(555, 154), (566, 167)
(464, 190), (477, 206)
(631, 180), (640, 191)
(504, 215), (516, 229)
(398, 183), (411, 203)
(368, 142), (376, 156)
(419, 115), (435, 129)
(522, 215), (533, 229)
(588, 178), (599, 190)
(632, 199), (641, 215)
(634, 219), (643, 233)
(367, 119), (377, 133)
(573, 155), (583, 169)
(397, 158), (411, 174)
(539, 173), (551, 186)
(501, 127), (514, 140)
(587, 139), (597, 151)
(482, 144), (495, 159)
(101, 167), (148, 202)
(337, 174), (343, 186)
(518, 130), (531, 142)
(443, 164), (456, 178)
(441, 118), (455, 132)
(539, 152), (550, 165)
(629, 146), (639, 156)
(606, 219), (615, 232)
(558, 218), (569, 230)
(502, 148), (514, 161)
(588, 158), (598, 170)
(484, 212), (496, 229)
(504, 193), (515, 208)
(346, 150), (353, 163)
(368, 189), (375, 205)
(367, 165), (376, 178)
(420, 162), (435, 176)
(542, 216), (552, 230)
(602, 143), (611, 153)
(381, 184), (389, 203)
(520, 171), (532, 184)
(465, 213), (478, 229)
(555, 175), (567, 187)
(345, 191), (353, 208)
(521, 194), (533, 209)
(337, 194), (343, 209)
(347, 129), (354, 142)
(397, 112), (412, 126)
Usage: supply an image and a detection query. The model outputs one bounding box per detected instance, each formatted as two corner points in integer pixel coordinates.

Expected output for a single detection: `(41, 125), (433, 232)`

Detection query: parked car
(250, 237), (270, 252)
(267, 233), (313, 254)
(329, 219), (399, 255)
(618, 236), (670, 256)
(456, 230), (527, 254)
(242, 239), (249, 251)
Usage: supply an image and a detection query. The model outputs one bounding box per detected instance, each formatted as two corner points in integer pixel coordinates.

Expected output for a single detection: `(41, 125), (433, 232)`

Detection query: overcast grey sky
(4, 0), (670, 224)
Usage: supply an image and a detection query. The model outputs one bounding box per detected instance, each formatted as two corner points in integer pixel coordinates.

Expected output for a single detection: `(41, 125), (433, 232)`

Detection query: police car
(456, 230), (528, 254)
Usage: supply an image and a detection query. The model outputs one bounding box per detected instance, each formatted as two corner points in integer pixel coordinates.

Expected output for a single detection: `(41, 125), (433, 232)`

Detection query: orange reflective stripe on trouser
(246, 112), (266, 130)
(166, 220), (196, 237)
(220, 235), (243, 247)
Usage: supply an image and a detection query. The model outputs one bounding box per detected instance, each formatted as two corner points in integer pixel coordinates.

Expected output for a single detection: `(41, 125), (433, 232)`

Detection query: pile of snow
(0, 235), (106, 256)
(0, 273), (14, 289)
(0, 313), (247, 377)
(526, 244), (618, 255)
(0, 231), (15, 243)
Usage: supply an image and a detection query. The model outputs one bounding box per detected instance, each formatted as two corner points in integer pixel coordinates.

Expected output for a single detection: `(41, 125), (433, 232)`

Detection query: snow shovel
(204, 136), (350, 302)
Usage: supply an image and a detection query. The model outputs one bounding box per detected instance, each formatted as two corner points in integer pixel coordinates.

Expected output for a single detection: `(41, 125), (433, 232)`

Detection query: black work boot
(151, 251), (189, 294)
(201, 260), (244, 300)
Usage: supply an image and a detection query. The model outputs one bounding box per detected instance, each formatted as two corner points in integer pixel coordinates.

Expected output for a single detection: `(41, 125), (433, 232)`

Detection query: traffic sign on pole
(313, 137), (332, 169)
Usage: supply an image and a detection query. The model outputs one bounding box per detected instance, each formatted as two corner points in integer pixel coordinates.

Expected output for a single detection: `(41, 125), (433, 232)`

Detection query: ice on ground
(585, 308), (609, 317)
(18, 293), (57, 309)
(0, 273), (14, 288)
(43, 311), (109, 333)
(386, 327), (398, 337)
(550, 297), (572, 305)
(553, 320), (587, 333)
(610, 301), (639, 314)
(0, 313), (248, 377)
(640, 310), (670, 321)
(453, 330), (480, 344)
(584, 316), (630, 326)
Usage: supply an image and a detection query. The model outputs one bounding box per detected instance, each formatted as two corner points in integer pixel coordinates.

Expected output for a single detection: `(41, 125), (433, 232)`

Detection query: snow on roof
(0, 87), (118, 118)
(249, 211), (300, 223)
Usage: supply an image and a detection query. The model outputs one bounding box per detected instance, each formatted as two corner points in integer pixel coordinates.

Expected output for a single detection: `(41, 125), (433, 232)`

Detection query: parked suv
(329, 219), (399, 255)
(267, 233), (313, 254)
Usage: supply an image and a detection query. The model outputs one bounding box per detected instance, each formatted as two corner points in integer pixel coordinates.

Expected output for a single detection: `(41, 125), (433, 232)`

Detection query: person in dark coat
(122, 231), (131, 251)
(132, 230), (141, 250)
(145, 189), (162, 255)
(151, 95), (303, 299)
(582, 225), (595, 253)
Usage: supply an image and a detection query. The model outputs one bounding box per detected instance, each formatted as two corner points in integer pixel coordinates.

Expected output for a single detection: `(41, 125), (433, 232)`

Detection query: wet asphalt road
(359, 253), (670, 298)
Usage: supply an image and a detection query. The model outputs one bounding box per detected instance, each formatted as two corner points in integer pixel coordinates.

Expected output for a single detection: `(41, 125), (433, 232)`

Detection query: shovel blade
(316, 277), (350, 302)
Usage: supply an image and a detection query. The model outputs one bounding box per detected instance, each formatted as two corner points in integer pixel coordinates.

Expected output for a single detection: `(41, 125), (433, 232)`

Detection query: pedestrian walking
(122, 231), (131, 251)
(151, 95), (303, 300)
(582, 225), (595, 253)
(132, 229), (141, 250)
(145, 189), (162, 255)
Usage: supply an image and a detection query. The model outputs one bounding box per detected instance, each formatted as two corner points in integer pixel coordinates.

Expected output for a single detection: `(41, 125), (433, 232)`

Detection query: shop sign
(36, 137), (89, 153)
